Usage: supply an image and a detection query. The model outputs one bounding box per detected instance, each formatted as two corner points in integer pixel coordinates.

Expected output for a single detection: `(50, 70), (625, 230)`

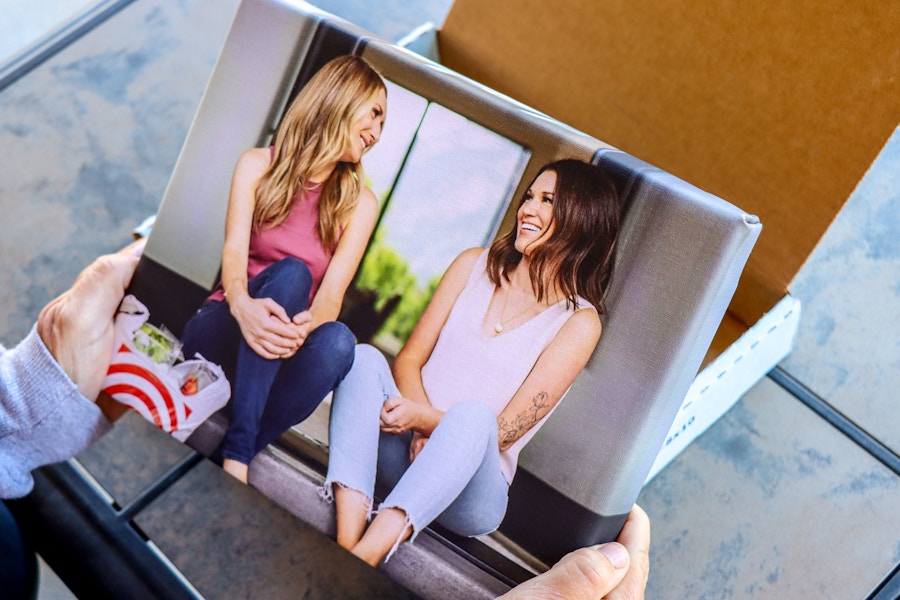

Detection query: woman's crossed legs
(325, 344), (508, 565)
(182, 258), (355, 482)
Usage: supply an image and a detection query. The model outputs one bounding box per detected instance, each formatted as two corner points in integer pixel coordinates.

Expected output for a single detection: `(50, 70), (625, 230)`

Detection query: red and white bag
(101, 295), (230, 442)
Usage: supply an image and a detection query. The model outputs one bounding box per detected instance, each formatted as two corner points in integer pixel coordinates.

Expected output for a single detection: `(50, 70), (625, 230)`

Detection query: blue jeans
(0, 501), (36, 600)
(325, 344), (509, 540)
(181, 258), (355, 464)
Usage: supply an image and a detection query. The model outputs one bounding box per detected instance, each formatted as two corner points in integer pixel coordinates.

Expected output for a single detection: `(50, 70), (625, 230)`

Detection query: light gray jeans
(324, 344), (509, 547)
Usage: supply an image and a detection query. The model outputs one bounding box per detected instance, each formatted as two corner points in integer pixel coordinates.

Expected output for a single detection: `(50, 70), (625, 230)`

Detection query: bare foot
(222, 458), (249, 484)
(351, 507), (412, 566)
(334, 485), (371, 550)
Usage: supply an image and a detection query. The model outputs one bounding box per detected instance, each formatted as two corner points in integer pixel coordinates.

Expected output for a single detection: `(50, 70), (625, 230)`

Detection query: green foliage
(354, 229), (438, 343)
(381, 273), (441, 342)
(355, 229), (416, 311)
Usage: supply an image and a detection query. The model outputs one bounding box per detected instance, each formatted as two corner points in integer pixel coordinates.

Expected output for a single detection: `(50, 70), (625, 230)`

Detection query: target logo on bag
(101, 295), (231, 441)
(103, 344), (189, 432)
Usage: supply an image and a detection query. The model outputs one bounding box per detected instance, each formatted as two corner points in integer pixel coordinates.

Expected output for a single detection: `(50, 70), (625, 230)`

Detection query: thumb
(497, 542), (629, 600)
(382, 396), (402, 411)
(261, 298), (290, 322)
(292, 310), (312, 325)
(594, 542), (630, 570)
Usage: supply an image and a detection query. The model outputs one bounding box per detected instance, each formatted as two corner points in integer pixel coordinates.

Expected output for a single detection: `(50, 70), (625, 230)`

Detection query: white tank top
(421, 250), (595, 482)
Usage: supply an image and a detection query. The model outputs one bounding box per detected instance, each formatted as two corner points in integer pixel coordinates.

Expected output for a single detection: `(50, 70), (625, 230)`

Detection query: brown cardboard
(438, 0), (900, 330)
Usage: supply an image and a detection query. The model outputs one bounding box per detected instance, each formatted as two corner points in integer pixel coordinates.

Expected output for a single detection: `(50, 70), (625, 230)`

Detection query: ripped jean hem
(320, 480), (374, 522)
(375, 503), (419, 563)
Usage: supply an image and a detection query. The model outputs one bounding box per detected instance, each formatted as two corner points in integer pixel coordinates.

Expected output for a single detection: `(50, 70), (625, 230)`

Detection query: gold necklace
(493, 285), (541, 334)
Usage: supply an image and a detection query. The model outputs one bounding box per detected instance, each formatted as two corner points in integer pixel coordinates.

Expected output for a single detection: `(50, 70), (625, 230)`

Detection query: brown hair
(253, 55), (385, 249)
(487, 159), (620, 314)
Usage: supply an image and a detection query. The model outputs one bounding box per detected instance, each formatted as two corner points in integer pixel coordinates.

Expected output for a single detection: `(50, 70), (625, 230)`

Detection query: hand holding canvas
(498, 505), (650, 600)
(36, 239), (144, 419)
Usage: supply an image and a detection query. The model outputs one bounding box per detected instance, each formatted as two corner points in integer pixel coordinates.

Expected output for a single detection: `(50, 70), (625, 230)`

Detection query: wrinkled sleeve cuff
(1, 326), (112, 499)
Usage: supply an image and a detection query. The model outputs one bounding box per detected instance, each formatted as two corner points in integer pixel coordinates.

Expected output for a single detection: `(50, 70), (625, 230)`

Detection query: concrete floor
(1, 1), (898, 598)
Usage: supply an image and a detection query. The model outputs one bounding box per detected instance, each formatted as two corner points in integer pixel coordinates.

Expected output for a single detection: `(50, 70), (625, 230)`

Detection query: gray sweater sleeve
(1, 326), (113, 499)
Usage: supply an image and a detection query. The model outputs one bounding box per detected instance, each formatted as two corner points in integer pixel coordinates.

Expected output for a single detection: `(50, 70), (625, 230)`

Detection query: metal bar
(0, 0), (137, 94)
(867, 561), (900, 600)
(117, 450), (204, 522)
(6, 462), (200, 599)
(769, 366), (900, 477)
(769, 367), (900, 600)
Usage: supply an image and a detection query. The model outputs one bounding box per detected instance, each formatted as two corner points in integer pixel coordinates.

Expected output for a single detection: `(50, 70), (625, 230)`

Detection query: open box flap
(438, 0), (900, 329)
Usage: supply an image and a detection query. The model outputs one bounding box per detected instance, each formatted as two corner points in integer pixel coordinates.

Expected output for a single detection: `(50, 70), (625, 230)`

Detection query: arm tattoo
(498, 392), (550, 449)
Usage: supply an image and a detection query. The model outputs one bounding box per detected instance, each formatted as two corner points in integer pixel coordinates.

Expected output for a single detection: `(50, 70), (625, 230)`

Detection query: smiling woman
(178, 55), (388, 484)
(321, 159), (621, 567)
(489, 159), (620, 316)
(514, 170), (557, 253)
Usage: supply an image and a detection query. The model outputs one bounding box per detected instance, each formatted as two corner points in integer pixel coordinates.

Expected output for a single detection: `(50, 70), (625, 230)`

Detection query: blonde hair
(253, 55), (385, 249)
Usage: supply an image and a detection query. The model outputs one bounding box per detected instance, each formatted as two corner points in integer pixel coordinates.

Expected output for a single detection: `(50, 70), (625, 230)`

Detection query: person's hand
(498, 504), (650, 600)
(291, 310), (314, 349)
(379, 396), (441, 435)
(409, 432), (429, 463)
(36, 240), (144, 405)
(229, 294), (304, 359)
(379, 396), (421, 434)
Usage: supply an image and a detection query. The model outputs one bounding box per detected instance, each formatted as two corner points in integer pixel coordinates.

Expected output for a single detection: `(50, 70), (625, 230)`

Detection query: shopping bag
(101, 295), (231, 441)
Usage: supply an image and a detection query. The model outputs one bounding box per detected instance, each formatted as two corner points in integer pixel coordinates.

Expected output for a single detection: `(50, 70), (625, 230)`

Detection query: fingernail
(595, 542), (628, 569)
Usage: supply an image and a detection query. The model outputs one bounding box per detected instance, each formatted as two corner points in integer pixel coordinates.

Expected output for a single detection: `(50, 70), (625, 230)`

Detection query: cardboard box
(404, 0), (900, 479)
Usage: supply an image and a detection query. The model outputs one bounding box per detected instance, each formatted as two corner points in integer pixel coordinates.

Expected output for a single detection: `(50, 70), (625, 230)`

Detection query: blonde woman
(181, 56), (387, 483)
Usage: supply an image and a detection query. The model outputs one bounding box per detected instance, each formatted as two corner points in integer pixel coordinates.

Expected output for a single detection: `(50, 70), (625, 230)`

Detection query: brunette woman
(323, 159), (620, 565)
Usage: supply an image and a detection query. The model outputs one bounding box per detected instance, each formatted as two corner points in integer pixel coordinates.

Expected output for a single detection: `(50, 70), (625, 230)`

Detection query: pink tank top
(420, 250), (595, 482)
(208, 181), (333, 305)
